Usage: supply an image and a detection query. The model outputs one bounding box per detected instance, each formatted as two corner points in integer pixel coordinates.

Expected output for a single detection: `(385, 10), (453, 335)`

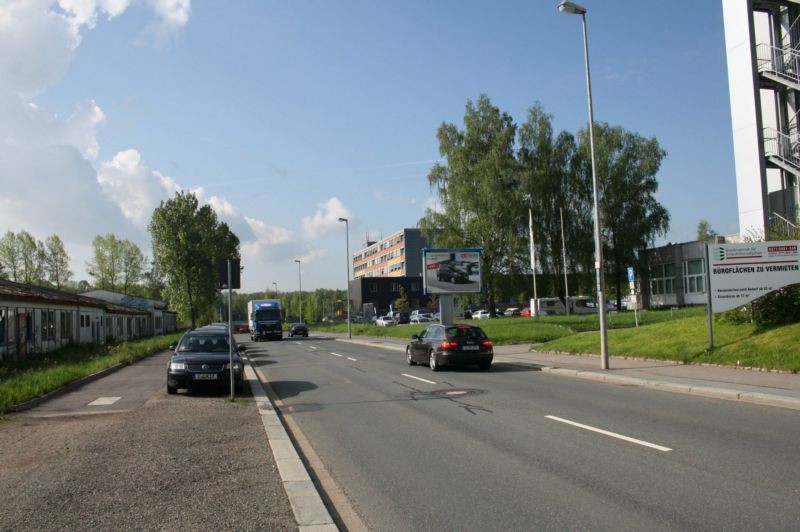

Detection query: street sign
(627, 266), (635, 282)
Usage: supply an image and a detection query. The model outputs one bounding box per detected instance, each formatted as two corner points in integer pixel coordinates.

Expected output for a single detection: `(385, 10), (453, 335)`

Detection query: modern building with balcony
(352, 228), (428, 279)
(724, 0), (800, 237)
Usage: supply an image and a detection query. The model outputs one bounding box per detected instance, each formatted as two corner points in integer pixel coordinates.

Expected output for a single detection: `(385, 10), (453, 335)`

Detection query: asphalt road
(250, 335), (800, 531)
(0, 350), (297, 531)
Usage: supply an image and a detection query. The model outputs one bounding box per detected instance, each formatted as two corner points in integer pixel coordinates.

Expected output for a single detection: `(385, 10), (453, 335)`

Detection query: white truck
(247, 299), (283, 341)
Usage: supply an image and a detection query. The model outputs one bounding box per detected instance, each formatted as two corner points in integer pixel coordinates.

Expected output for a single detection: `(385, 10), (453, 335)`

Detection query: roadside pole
(529, 209), (538, 317)
(227, 259), (234, 400)
(705, 244), (714, 350)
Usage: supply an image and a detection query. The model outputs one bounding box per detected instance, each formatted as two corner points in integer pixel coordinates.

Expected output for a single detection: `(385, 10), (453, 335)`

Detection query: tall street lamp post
(338, 217), (352, 339)
(294, 259), (302, 322)
(558, 0), (609, 369)
(272, 281), (278, 296)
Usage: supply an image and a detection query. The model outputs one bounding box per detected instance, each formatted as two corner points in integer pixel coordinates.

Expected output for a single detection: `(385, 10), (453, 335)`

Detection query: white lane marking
(545, 415), (672, 452)
(310, 346), (318, 350)
(330, 352), (343, 357)
(88, 397), (121, 406)
(347, 357), (358, 362)
(402, 373), (436, 385)
(295, 342), (302, 345)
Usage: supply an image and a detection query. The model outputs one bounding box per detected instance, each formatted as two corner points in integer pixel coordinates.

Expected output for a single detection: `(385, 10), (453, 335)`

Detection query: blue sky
(2, 1), (736, 292)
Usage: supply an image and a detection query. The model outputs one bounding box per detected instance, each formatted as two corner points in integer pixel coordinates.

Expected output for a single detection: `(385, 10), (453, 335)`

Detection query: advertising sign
(423, 248), (482, 295)
(708, 241), (800, 313)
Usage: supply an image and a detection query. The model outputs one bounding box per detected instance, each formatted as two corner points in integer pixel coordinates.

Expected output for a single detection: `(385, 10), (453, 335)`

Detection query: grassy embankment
(314, 307), (800, 372)
(0, 332), (183, 413)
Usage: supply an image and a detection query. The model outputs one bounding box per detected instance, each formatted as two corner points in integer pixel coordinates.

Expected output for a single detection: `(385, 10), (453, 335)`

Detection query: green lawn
(0, 333), (183, 413)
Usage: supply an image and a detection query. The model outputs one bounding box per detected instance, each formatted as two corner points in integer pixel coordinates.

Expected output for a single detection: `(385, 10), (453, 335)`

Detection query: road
(0, 351), (297, 531)
(250, 335), (800, 531)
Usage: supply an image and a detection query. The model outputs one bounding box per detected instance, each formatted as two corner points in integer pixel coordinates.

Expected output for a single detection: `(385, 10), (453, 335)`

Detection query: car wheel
(167, 384), (177, 395)
(303, 333), (308, 337)
(429, 350), (440, 371)
(406, 347), (416, 365)
(478, 361), (491, 371)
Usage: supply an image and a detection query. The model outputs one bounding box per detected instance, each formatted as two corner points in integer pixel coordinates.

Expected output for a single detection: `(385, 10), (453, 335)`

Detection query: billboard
(422, 248), (482, 295)
(708, 241), (800, 313)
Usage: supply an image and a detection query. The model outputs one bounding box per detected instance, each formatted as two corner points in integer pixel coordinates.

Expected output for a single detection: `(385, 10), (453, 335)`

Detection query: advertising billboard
(422, 248), (482, 295)
(708, 241), (800, 313)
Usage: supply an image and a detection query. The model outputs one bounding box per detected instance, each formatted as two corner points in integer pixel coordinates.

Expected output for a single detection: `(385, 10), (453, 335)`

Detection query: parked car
(167, 329), (245, 395)
(503, 307), (521, 317)
(376, 315), (395, 327)
(436, 262), (469, 283)
(406, 324), (493, 371)
(410, 310), (433, 323)
(520, 307), (531, 317)
(461, 309), (473, 319)
(393, 311), (411, 325)
(472, 310), (491, 319)
(288, 322), (308, 337)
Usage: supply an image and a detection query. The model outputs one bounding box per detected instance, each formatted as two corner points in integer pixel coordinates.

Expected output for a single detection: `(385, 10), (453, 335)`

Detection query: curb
(243, 358), (338, 531)
(335, 338), (800, 411)
(5, 361), (132, 414)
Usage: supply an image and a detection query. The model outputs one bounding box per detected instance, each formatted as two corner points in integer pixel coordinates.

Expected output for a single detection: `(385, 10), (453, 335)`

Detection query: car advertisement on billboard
(423, 248), (482, 295)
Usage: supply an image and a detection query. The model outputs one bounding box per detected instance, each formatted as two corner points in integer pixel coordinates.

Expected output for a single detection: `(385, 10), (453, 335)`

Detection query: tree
(577, 122), (670, 309)
(87, 234), (123, 291)
(0, 231), (21, 282)
(44, 234), (73, 289)
(120, 239), (146, 294)
(696, 220), (718, 241)
(517, 102), (592, 304)
(17, 230), (43, 285)
(149, 192), (240, 328)
(419, 95), (520, 314)
(394, 286), (410, 311)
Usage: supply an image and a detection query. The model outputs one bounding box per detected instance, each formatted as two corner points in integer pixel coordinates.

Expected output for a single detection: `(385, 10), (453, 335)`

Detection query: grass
(0, 332), (183, 413)
(314, 307), (800, 372)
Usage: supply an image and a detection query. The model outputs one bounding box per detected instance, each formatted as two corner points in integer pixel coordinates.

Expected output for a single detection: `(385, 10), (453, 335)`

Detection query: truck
(247, 299), (283, 341)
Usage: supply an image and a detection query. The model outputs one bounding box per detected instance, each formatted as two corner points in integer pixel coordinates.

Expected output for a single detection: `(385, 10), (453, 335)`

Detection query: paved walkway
(329, 334), (800, 411)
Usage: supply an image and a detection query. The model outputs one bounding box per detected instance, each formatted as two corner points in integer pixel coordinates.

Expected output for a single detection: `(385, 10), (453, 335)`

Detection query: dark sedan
(288, 322), (309, 337)
(406, 324), (493, 371)
(167, 329), (246, 394)
(436, 262), (469, 283)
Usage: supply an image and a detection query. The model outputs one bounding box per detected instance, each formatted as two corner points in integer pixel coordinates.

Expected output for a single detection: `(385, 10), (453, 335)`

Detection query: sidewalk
(330, 334), (800, 411)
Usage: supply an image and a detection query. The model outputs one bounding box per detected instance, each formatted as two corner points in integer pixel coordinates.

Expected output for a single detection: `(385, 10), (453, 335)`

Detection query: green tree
(87, 234), (123, 291)
(394, 285), (410, 311)
(696, 220), (718, 241)
(419, 95), (519, 313)
(577, 122), (670, 309)
(0, 231), (21, 282)
(120, 239), (146, 294)
(149, 192), (240, 328)
(44, 234), (73, 289)
(17, 230), (43, 285)
(517, 102), (592, 303)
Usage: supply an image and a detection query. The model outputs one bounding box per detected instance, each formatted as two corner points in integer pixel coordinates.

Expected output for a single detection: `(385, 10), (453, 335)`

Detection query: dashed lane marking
(546, 415), (672, 452)
(347, 357), (358, 362)
(330, 352), (343, 357)
(88, 397), (121, 406)
(401, 373), (436, 385)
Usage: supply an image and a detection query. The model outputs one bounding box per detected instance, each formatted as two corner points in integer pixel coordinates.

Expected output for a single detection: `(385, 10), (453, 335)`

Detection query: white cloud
(145, 0), (190, 42)
(424, 195), (444, 214)
(301, 197), (352, 240)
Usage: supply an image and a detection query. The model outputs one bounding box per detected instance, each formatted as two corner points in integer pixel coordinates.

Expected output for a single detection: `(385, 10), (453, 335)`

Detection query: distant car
(393, 311), (411, 325)
(503, 307), (521, 317)
(436, 262), (469, 283)
(410, 310), (433, 323)
(520, 307), (531, 317)
(167, 329), (245, 395)
(406, 324), (493, 371)
(472, 310), (491, 319)
(288, 322), (308, 337)
(235, 323), (249, 333)
(376, 315), (395, 327)
(462, 309), (473, 319)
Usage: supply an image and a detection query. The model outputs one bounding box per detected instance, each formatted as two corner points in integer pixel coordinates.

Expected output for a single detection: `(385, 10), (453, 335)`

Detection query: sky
(0, 0), (737, 293)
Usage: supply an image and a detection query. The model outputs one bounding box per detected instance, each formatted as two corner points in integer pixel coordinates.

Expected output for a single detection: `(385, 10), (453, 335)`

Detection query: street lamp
(558, 0), (609, 369)
(294, 259), (302, 322)
(338, 217), (352, 339)
(272, 281), (278, 296)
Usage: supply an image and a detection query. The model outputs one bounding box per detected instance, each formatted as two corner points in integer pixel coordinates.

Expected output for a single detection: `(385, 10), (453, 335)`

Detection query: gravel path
(0, 389), (297, 531)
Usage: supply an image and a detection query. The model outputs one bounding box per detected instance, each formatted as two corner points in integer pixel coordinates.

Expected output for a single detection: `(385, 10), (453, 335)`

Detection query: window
(116, 317), (123, 337)
(650, 263), (676, 295)
(391, 282), (399, 293)
(60, 311), (72, 339)
(370, 283), (378, 293)
(684, 259), (705, 293)
(410, 282), (419, 292)
(0, 308), (6, 344)
(41, 310), (55, 341)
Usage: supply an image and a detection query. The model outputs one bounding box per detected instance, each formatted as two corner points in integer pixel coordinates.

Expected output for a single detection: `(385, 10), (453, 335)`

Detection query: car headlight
(169, 362), (186, 370)
(224, 362), (243, 371)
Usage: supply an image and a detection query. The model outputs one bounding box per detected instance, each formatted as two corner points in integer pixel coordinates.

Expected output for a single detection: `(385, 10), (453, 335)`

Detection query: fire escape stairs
(758, 38), (800, 177)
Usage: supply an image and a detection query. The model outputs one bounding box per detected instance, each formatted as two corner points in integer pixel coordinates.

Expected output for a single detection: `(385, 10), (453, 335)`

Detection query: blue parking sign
(627, 266), (635, 282)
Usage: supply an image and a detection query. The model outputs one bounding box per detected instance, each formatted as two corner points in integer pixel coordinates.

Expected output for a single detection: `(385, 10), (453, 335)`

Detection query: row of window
(353, 232), (407, 263)
(650, 259), (706, 295)
(354, 247), (406, 273)
(368, 281), (420, 293)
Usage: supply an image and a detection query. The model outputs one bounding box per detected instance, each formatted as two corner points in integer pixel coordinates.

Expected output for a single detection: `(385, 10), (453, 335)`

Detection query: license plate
(462, 345), (479, 351)
(194, 373), (218, 380)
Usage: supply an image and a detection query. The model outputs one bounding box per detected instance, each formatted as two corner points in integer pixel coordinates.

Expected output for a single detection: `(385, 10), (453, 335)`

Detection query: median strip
(546, 415), (672, 452)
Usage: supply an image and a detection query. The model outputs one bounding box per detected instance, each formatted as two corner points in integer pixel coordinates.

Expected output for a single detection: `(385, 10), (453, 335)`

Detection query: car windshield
(446, 326), (487, 340)
(178, 334), (231, 352)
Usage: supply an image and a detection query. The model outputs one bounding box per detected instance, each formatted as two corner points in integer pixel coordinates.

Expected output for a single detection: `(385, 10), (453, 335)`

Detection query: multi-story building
(723, 0), (800, 237)
(352, 228), (427, 279)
